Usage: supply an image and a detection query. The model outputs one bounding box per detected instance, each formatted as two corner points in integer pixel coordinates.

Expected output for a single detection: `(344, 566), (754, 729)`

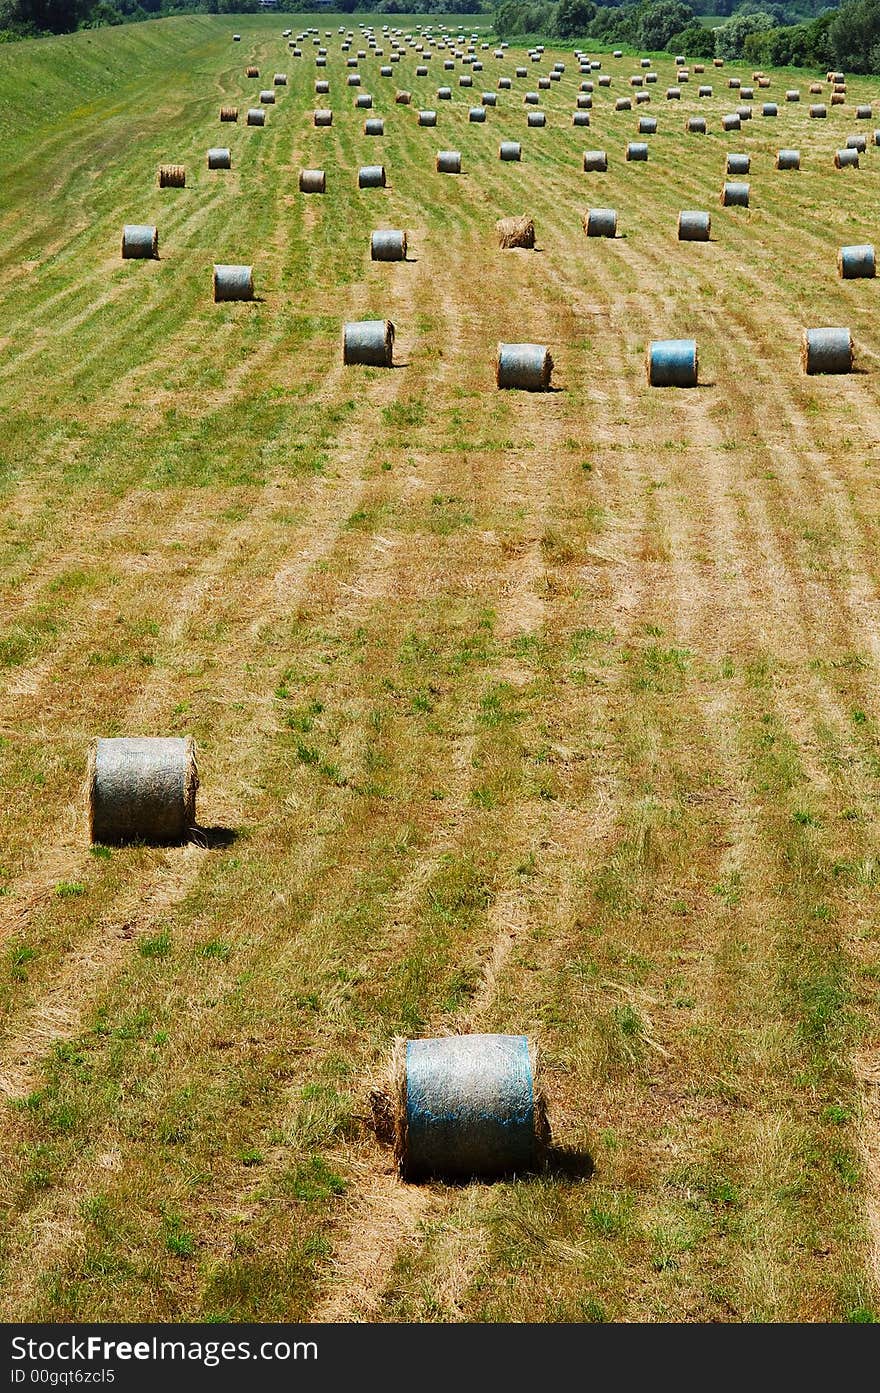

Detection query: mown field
(1, 11), (880, 1323)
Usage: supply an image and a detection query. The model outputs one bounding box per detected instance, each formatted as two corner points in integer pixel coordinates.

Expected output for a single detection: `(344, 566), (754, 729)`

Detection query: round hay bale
(722, 113), (741, 130)
(762, 103), (778, 116)
(728, 76), (741, 89)
(219, 106), (239, 122)
(469, 106), (487, 121)
(516, 65), (527, 77)
(640, 56), (650, 67)
(416, 65), (428, 76)
(639, 116), (657, 133)
(343, 318), (394, 366)
(365, 117), (384, 135)
(786, 89), (801, 101)
(580, 80), (594, 93)
(315, 80), (330, 94)
(246, 65), (259, 77)
(577, 94), (592, 108)
(636, 92), (651, 105)
(838, 244), (875, 278)
(647, 338), (698, 387)
(356, 93), (374, 109)
(538, 76), (550, 89)
(801, 327), (853, 374)
(834, 147), (859, 167)
(395, 89), (412, 104)
(371, 229), (407, 261)
(737, 105), (752, 120)
(527, 111), (546, 127)
(500, 141), (522, 161)
(246, 108), (266, 126)
(741, 85), (754, 98)
(856, 104), (872, 118)
(207, 147), (231, 170)
(810, 82), (823, 94)
(583, 149), (608, 172)
(121, 224), (158, 259)
(313, 108), (332, 126)
(418, 109), (437, 125)
(666, 86), (681, 100)
(615, 97), (632, 111)
(688, 116), (707, 133)
(598, 75), (611, 87)
(88, 737), (198, 846)
(438, 86), (452, 100)
(583, 207), (617, 237)
(483, 93), (498, 106)
(389, 1034), (548, 1182)
(573, 112), (591, 126)
(348, 73), (361, 86)
(158, 164), (185, 188)
(274, 73), (287, 86)
(678, 210), (711, 241)
(259, 90), (276, 104)
(714, 57), (724, 66)
(358, 164), (387, 187)
(646, 71), (658, 83)
(213, 264), (254, 302)
(436, 149), (462, 172)
(630, 75), (644, 87)
(831, 92), (845, 104)
(776, 148), (800, 169)
(846, 134), (867, 150)
(698, 85), (713, 97)
(496, 214), (536, 249)
(233, 33), (240, 40)
(726, 153), (750, 175)
(721, 180), (749, 206)
(299, 168), (326, 193)
(626, 141), (648, 160)
(499, 76), (512, 89)
(496, 342), (553, 390)
(525, 90), (540, 104)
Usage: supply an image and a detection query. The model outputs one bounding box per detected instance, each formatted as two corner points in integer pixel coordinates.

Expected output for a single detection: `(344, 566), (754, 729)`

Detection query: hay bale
(688, 116), (707, 133)
(721, 180), (749, 206)
(577, 94), (592, 108)
(856, 104), (872, 118)
(438, 86), (452, 100)
(213, 264), (254, 302)
(365, 117), (384, 135)
(246, 108), (266, 126)
(598, 75), (611, 87)
(246, 65), (259, 77)
(678, 210), (711, 241)
(626, 141), (648, 160)
(396, 89), (412, 104)
(615, 97), (632, 111)
(838, 244), (875, 278)
(737, 105), (752, 120)
(219, 106), (239, 122)
(527, 111), (546, 127)
(496, 343), (552, 390)
(299, 168), (326, 192)
(416, 65), (428, 76)
(810, 82), (823, 94)
(714, 57), (724, 66)
(639, 116), (657, 133)
(647, 339), (698, 387)
(762, 103), (778, 116)
(314, 108), (332, 126)
(583, 149), (608, 171)
(666, 86), (681, 100)
(469, 106), (487, 121)
(348, 73), (361, 86)
(499, 141), (521, 160)
(846, 134), (867, 150)
(158, 164), (185, 188)
(355, 93), (373, 108)
(358, 164), (387, 187)
(583, 207), (617, 237)
(418, 109), (437, 125)
(728, 76), (741, 89)
(726, 153), (750, 175)
(315, 80), (330, 94)
(436, 149), (462, 172)
(801, 327), (853, 374)
(88, 737), (197, 845)
(386, 1034), (548, 1181)
(698, 85), (713, 97)
(776, 148), (800, 169)
(496, 214), (536, 249)
(483, 93), (498, 106)
(786, 89), (801, 101)
(274, 73), (287, 86)
(835, 147), (859, 166)
(573, 112), (591, 127)
(694, 64), (705, 73)
(259, 90), (276, 104)
(525, 90), (540, 103)
(371, 229), (407, 261)
(121, 224), (158, 259)
(636, 91), (652, 105)
(831, 92), (845, 105)
(499, 76), (512, 89)
(722, 113), (741, 130)
(207, 147), (231, 170)
(343, 318), (395, 366)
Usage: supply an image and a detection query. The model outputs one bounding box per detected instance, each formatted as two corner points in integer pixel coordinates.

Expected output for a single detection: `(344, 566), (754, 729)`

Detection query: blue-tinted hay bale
(436, 149), (462, 171)
(371, 229), (407, 261)
(678, 210), (711, 240)
(207, 147), (231, 170)
(856, 104), (872, 118)
(721, 180), (749, 206)
(88, 737), (198, 846)
(802, 327), (853, 374)
(246, 108), (266, 126)
(499, 141), (521, 160)
(343, 318), (394, 366)
(626, 141), (648, 160)
(355, 93), (373, 109)
(583, 148), (608, 171)
(688, 116), (707, 132)
(838, 244), (875, 278)
(639, 116), (657, 133)
(483, 92), (497, 106)
(299, 168), (326, 192)
(121, 224), (158, 259)
(726, 153), (750, 175)
(722, 113), (740, 130)
(496, 342), (553, 390)
(698, 85), (713, 97)
(584, 207), (617, 237)
(259, 90), (275, 104)
(313, 108), (332, 126)
(418, 109), (437, 125)
(835, 147), (859, 167)
(380, 65), (392, 76)
(762, 103), (778, 116)
(647, 338), (698, 386)
(846, 134), (867, 150)
(776, 148), (800, 168)
(438, 86), (452, 99)
(525, 90), (539, 104)
(213, 264), (253, 301)
(315, 79), (330, 93)
(358, 164), (387, 187)
(393, 1035), (548, 1181)
(527, 111), (546, 127)
(469, 106), (487, 121)
(365, 117), (384, 135)
(573, 112), (591, 126)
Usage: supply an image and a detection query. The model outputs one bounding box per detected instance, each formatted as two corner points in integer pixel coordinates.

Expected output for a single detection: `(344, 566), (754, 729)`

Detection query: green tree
(637, 0), (694, 50)
(828, 0), (880, 73)
(554, 0), (596, 38)
(714, 8), (775, 57)
(668, 19), (716, 56)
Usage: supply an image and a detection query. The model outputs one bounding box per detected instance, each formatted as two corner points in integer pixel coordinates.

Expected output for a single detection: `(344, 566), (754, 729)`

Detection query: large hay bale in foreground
(678, 210), (710, 241)
(299, 168), (326, 192)
(834, 147), (859, 167)
(358, 164), (387, 187)
(801, 327), (853, 374)
(647, 339), (698, 386)
(207, 147), (231, 170)
(721, 180), (750, 206)
(499, 141), (522, 160)
(436, 150), (462, 172)
(213, 264), (254, 301)
(343, 318), (395, 366)
(246, 108), (266, 126)
(837, 245), (875, 278)
(387, 1034), (549, 1181)
(88, 737), (198, 845)
(496, 215), (535, 249)
(496, 342), (553, 390)
(121, 224), (158, 259)
(370, 229), (407, 261)
(776, 148), (800, 168)
(583, 207), (617, 237)
(158, 164), (185, 188)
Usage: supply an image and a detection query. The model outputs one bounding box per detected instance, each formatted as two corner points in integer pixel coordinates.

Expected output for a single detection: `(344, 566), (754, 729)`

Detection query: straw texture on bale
(212, 264), (253, 302)
(157, 164), (185, 188)
(801, 327), (853, 374)
(496, 342), (553, 390)
(219, 105), (239, 121)
(246, 108), (266, 125)
(343, 318), (395, 366)
(737, 105), (752, 119)
(395, 89), (412, 104)
(246, 65), (259, 77)
(121, 224), (158, 259)
(583, 206), (617, 237)
(721, 180), (749, 206)
(583, 149), (608, 171)
(810, 82), (823, 93)
(647, 338), (698, 387)
(688, 116), (707, 132)
(776, 148), (800, 168)
(496, 215), (536, 249)
(207, 147), (231, 169)
(838, 244), (875, 278)
(358, 164), (387, 187)
(834, 148), (858, 167)
(299, 168), (326, 192)
(88, 737), (198, 846)
(370, 229), (407, 261)
(726, 153), (750, 175)
(626, 141), (648, 160)
(678, 210), (711, 241)
(499, 141), (522, 160)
